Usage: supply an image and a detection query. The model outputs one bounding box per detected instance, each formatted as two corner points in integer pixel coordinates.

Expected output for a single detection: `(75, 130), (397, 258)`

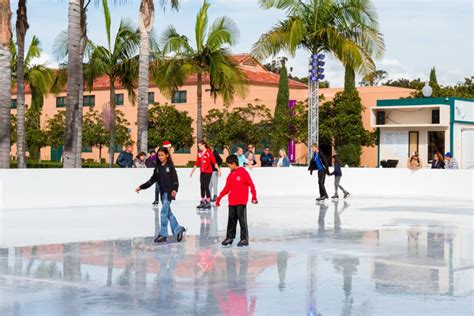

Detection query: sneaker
(221, 238), (233, 247)
(152, 200), (159, 205)
(177, 228), (186, 242)
(344, 192), (350, 199)
(331, 194), (339, 199)
(154, 235), (167, 243)
(237, 239), (249, 247)
(196, 201), (205, 209)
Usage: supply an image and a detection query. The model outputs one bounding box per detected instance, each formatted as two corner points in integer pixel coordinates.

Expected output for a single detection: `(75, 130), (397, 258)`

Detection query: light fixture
(422, 81), (432, 98)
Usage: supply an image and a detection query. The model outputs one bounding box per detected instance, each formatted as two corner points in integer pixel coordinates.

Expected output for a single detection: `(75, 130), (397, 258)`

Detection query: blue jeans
(159, 193), (182, 237)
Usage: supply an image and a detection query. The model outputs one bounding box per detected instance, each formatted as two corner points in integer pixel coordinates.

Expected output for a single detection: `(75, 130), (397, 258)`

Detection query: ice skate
(331, 194), (339, 199)
(221, 238), (233, 247)
(344, 192), (351, 199)
(237, 239), (249, 247)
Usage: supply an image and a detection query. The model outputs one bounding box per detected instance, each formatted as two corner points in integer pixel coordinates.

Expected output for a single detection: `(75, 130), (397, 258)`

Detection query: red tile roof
(12, 54), (307, 95)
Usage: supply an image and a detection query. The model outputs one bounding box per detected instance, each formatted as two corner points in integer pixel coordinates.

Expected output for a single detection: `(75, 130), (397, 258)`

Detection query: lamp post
(307, 53), (325, 162)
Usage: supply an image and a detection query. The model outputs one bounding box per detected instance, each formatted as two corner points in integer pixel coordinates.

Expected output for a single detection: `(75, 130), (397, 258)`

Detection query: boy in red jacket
(216, 155), (258, 247)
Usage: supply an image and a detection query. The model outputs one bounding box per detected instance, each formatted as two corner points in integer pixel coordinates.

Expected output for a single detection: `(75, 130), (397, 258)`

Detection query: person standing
(235, 147), (247, 167)
(133, 152), (147, 168)
(275, 149), (290, 167)
(216, 155), (258, 247)
(190, 140), (222, 209)
(135, 147), (186, 243)
(210, 146), (223, 202)
(116, 144), (133, 168)
(329, 155), (350, 199)
(308, 144), (330, 201)
(444, 152), (459, 169)
(245, 144), (257, 165)
(431, 152), (445, 169)
(260, 147), (274, 167)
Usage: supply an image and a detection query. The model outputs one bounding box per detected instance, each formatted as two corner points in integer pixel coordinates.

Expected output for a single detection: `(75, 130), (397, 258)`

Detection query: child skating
(216, 155), (258, 248)
(135, 147), (186, 243)
(329, 155), (350, 199)
(190, 140), (222, 210)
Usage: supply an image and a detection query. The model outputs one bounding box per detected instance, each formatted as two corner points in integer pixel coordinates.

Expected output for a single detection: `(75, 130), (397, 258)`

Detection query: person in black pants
(308, 144), (330, 201)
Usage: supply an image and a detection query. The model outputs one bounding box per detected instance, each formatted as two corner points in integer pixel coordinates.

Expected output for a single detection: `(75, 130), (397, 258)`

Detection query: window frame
(83, 95), (95, 107)
(115, 93), (124, 106)
(172, 90), (187, 104)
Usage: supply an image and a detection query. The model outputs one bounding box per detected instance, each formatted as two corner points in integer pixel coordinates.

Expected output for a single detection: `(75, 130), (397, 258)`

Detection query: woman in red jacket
(190, 140), (222, 209)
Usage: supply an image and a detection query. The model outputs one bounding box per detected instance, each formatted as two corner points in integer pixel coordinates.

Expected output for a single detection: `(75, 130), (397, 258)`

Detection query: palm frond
(24, 36), (42, 68)
(195, 0), (210, 52)
(101, 0), (112, 49)
(206, 16), (239, 51)
(160, 25), (193, 55)
(251, 22), (291, 60)
(52, 30), (69, 62)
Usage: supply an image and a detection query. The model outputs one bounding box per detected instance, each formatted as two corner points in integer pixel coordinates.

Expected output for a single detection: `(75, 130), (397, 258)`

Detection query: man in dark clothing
(308, 144), (329, 201)
(116, 144), (133, 168)
(260, 147), (274, 167)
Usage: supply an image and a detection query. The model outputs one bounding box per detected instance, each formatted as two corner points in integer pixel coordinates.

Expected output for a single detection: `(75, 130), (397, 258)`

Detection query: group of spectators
(116, 141), (174, 169)
(407, 151), (459, 170)
(235, 145), (292, 168)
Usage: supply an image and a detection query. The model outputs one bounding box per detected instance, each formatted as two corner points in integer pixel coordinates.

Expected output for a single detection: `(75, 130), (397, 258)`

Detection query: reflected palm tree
(14, 247), (23, 276)
(63, 242), (81, 282)
(106, 240), (114, 286)
(277, 251), (288, 291)
(0, 248), (9, 275)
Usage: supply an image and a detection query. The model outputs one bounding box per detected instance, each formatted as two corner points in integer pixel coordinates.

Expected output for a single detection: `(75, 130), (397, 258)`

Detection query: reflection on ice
(0, 197), (473, 315)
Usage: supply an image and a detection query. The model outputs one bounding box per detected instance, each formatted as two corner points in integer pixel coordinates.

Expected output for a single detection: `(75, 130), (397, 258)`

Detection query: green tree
(10, 114), (17, 146)
(82, 108), (109, 163)
(11, 36), (60, 160)
(319, 92), (375, 166)
(153, 0), (248, 143)
(252, 0), (384, 94)
(383, 78), (424, 90)
(148, 103), (194, 151)
(85, 0), (140, 167)
(204, 103), (272, 151)
(271, 60), (290, 151)
(411, 76), (474, 99)
(113, 110), (132, 153)
(360, 69), (388, 86)
(45, 111), (66, 149)
(429, 67), (438, 87)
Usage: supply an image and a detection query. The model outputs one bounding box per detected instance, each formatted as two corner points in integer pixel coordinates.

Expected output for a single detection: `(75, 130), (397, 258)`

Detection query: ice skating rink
(1, 195), (473, 316)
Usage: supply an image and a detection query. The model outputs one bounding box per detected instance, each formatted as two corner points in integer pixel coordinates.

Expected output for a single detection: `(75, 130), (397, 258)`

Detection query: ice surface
(1, 196), (473, 315)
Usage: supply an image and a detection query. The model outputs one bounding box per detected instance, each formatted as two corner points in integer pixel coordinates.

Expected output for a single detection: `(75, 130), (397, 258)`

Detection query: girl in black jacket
(135, 147), (186, 243)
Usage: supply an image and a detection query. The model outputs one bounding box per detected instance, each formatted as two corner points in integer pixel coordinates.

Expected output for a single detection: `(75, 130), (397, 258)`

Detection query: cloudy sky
(11, 0), (473, 87)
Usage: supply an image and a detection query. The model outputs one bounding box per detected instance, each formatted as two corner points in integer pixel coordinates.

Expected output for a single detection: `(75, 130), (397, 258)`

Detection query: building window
(83, 95), (95, 107)
(148, 92), (155, 104)
(172, 91), (187, 103)
(11, 99), (17, 109)
(408, 131), (419, 156)
(56, 97), (66, 108)
(82, 146), (93, 153)
(115, 93), (124, 106)
(175, 147), (191, 154)
(427, 131), (445, 162)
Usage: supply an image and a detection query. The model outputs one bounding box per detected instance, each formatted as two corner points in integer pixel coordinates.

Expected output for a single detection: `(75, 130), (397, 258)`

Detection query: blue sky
(12, 0), (473, 87)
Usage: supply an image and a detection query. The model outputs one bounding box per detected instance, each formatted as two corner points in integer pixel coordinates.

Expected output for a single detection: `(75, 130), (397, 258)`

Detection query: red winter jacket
(195, 149), (217, 174)
(217, 167), (257, 206)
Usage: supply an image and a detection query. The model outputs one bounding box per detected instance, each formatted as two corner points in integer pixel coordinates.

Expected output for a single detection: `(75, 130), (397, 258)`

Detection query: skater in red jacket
(216, 154), (258, 247)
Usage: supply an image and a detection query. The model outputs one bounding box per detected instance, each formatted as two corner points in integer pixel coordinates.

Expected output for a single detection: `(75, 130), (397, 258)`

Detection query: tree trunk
(29, 86), (43, 160)
(64, 0), (82, 168)
(108, 83), (116, 167)
(74, 1), (87, 168)
(0, 0), (12, 169)
(344, 65), (356, 94)
(15, 0), (28, 168)
(196, 71), (203, 143)
(99, 144), (102, 163)
(137, 0), (154, 153)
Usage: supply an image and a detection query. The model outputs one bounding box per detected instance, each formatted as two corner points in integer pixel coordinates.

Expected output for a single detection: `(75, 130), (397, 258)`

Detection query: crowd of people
(407, 151), (459, 170)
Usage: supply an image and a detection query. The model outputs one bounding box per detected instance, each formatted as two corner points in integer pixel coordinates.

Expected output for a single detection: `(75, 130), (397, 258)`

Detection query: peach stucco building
(10, 54), (414, 167)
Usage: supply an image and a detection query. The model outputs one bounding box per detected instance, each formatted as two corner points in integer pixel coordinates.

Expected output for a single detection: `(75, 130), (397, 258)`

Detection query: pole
(307, 59), (320, 163)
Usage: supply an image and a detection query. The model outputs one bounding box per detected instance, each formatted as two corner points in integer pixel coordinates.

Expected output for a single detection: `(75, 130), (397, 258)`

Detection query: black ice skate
(344, 192), (350, 199)
(154, 235), (167, 243)
(196, 201), (206, 209)
(210, 195), (218, 202)
(331, 194), (339, 199)
(237, 239), (249, 247)
(221, 238), (233, 247)
(177, 228), (186, 242)
(203, 201), (211, 210)
(152, 200), (159, 206)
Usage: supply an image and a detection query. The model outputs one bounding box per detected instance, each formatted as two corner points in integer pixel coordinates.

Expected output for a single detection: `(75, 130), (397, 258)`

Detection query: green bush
(9, 160), (119, 168)
(336, 144), (361, 167)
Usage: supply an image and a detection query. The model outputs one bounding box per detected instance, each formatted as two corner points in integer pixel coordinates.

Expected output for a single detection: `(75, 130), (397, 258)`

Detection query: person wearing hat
(162, 141), (174, 154)
(444, 152), (459, 169)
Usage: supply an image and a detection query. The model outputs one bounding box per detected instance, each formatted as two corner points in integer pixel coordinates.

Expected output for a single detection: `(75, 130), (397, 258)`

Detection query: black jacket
(260, 153), (274, 167)
(212, 149), (223, 171)
(116, 151), (133, 168)
(308, 152), (330, 175)
(330, 162), (342, 177)
(139, 161), (179, 200)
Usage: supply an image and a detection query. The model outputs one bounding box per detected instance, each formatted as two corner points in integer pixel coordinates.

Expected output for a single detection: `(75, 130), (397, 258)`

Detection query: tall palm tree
(154, 0), (248, 143)
(14, 0), (28, 168)
(85, 0), (139, 167)
(11, 36), (60, 160)
(63, 0), (83, 168)
(252, 0), (384, 90)
(0, 0), (12, 169)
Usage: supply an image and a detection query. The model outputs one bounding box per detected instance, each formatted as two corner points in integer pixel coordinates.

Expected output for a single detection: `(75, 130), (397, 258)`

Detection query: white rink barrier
(1, 167), (473, 209)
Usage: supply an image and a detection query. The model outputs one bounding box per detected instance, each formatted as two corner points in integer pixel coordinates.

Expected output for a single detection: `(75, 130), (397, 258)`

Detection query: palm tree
(14, 0), (28, 168)
(136, 0), (179, 154)
(0, 0), (12, 169)
(63, 0), (83, 168)
(85, 0), (139, 167)
(252, 0), (384, 91)
(154, 0), (248, 143)
(11, 36), (60, 160)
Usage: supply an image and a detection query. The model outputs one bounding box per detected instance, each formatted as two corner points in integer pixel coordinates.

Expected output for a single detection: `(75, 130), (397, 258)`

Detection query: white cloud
(30, 52), (59, 69)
